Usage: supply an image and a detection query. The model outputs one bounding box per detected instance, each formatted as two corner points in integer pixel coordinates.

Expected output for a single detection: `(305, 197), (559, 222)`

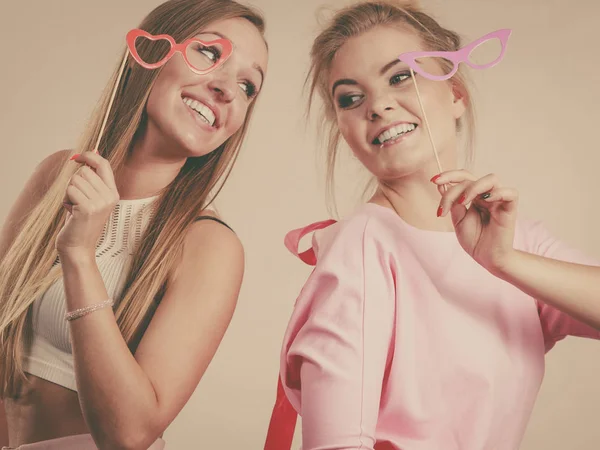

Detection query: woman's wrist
(58, 247), (96, 267)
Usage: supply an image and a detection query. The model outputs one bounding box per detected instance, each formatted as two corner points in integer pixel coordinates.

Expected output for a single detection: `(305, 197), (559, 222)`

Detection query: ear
(450, 80), (467, 120)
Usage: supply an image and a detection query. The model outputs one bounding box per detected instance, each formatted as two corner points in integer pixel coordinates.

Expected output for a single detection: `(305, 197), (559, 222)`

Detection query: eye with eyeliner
(335, 70), (414, 109)
(390, 70), (412, 86)
(240, 80), (258, 99)
(197, 45), (222, 62)
(336, 92), (362, 109)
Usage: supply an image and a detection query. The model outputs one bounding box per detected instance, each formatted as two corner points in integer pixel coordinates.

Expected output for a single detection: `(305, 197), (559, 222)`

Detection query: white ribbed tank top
(23, 195), (159, 391)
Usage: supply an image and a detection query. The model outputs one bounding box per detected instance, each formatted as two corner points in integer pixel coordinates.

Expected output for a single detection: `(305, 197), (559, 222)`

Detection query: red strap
(265, 219), (337, 448)
(264, 377), (397, 450)
(264, 376), (298, 450)
(283, 219), (337, 266)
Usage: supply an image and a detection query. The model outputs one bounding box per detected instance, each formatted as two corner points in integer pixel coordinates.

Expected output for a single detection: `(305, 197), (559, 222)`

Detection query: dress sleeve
(521, 220), (600, 351)
(283, 217), (396, 450)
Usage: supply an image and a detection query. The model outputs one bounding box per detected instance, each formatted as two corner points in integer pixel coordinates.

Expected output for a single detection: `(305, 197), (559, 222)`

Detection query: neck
(114, 121), (187, 200)
(370, 153), (459, 232)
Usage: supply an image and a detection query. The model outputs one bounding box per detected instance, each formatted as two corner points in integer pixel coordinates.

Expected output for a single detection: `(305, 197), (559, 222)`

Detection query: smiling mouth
(373, 123), (418, 145)
(182, 96), (217, 128)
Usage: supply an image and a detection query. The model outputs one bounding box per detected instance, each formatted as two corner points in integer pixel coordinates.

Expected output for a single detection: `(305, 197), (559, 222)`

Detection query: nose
(367, 93), (396, 121)
(207, 72), (237, 103)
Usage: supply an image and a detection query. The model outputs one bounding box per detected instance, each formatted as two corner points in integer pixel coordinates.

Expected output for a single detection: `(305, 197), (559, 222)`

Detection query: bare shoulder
(12, 149), (71, 201)
(0, 149), (72, 257)
(15, 148), (71, 214)
(34, 149), (72, 189)
(176, 211), (243, 277)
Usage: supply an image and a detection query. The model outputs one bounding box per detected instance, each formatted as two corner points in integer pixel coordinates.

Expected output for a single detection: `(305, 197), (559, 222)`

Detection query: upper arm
(522, 220), (600, 349)
(0, 149), (70, 259)
(286, 219), (395, 449)
(133, 217), (244, 429)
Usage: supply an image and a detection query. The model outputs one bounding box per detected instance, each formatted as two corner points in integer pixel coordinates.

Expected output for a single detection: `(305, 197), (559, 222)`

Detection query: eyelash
(336, 71), (413, 109)
(199, 45), (222, 62)
(240, 81), (258, 99)
(198, 46), (258, 99)
(390, 71), (412, 86)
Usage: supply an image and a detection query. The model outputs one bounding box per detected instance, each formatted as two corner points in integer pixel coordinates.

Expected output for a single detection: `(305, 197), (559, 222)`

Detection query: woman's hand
(56, 152), (119, 257)
(432, 170), (518, 274)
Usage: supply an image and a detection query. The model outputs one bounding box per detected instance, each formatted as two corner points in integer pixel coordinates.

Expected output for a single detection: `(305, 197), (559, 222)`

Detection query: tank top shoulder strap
(194, 216), (234, 233)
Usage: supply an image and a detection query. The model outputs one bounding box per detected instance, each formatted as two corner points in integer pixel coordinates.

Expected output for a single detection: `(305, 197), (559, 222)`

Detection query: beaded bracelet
(65, 299), (115, 322)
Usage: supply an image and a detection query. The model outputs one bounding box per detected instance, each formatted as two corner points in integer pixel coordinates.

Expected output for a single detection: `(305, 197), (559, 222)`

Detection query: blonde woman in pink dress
(265, 1), (600, 449)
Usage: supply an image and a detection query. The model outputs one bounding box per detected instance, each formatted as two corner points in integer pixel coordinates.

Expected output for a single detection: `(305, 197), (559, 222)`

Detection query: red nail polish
(437, 206), (443, 217)
(69, 153), (81, 160)
(430, 174), (441, 183)
(458, 194), (466, 204)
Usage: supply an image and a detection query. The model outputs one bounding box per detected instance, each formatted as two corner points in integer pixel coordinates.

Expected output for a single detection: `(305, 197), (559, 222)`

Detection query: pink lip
(181, 92), (221, 128)
(371, 121), (418, 144)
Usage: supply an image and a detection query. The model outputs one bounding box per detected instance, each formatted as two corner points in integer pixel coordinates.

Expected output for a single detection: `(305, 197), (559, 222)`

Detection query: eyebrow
(380, 59), (402, 75)
(202, 30), (265, 88)
(330, 58), (404, 97)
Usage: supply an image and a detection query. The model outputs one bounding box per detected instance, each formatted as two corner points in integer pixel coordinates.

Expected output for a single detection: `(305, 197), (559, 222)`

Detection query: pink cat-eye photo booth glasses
(398, 29), (512, 81)
(394, 29), (512, 175)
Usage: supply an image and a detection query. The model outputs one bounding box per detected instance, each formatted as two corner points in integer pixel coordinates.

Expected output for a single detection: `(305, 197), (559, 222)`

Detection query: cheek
(146, 69), (174, 108)
(145, 79), (173, 121)
(336, 111), (361, 144)
(421, 84), (455, 124)
(225, 102), (249, 133)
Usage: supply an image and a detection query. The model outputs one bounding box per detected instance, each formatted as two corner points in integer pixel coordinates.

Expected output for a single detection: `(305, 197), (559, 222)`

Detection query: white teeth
(376, 123), (416, 144)
(182, 97), (216, 127)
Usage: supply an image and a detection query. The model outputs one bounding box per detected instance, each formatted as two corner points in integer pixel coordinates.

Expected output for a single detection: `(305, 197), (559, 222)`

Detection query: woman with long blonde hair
(0, 0), (268, 448)
(266, 1), (600, 449)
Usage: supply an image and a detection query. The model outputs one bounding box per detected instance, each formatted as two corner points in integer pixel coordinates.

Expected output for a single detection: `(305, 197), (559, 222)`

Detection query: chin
(179, 142), (222, 158)
(172, 130), (221, 156)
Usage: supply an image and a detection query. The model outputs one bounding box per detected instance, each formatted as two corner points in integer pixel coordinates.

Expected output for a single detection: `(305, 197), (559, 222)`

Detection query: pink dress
(265, 203), (600, 450)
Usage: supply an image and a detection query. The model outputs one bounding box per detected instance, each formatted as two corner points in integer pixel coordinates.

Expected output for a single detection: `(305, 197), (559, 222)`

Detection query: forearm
(60, 251), (159, 449)
(495, 249), (600, 330)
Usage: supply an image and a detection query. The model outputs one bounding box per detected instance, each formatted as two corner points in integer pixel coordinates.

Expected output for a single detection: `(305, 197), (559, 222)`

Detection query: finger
(459, 173), (501, 205)
(431, 169), (478, 186)
(65, 185), (89, 208)
(70, 152), (117, 189)
(69, 174), (96, 200)
(478, 187), (519, 212)
(438, 180), (470, 217)
(77, 165), (111, 196)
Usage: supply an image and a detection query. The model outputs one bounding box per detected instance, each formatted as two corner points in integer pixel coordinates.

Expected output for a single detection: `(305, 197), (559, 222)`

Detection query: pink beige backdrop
(1, 0), (599, 448)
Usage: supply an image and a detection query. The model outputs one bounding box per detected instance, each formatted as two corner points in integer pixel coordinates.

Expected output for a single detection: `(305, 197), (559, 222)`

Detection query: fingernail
(430, 174), (441, 183)
(69, 153), (81, 161)
(458, 194), (466, 204)
(437, 205), (443, 217)
(481, 192), (491, 200)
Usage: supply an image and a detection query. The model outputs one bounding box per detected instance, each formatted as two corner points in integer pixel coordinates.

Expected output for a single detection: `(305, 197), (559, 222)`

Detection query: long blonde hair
(306, 0), (476, 214)
(0, 0), (266, 398)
